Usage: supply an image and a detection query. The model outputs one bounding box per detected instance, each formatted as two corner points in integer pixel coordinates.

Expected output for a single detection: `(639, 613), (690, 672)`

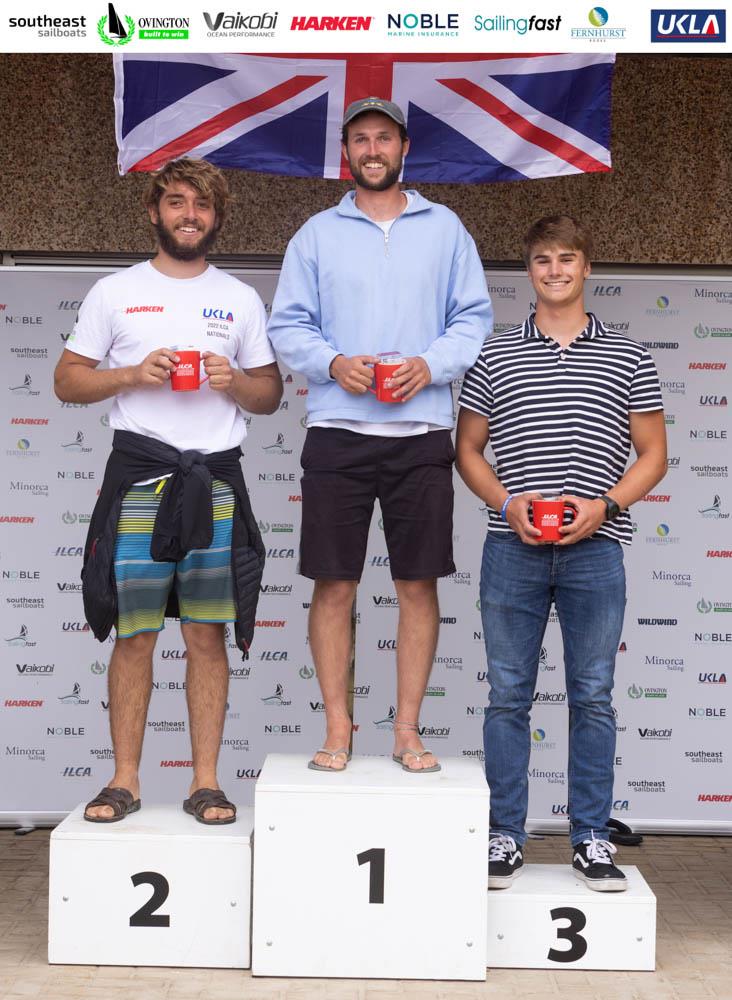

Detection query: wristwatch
(598, 494), (621, 520)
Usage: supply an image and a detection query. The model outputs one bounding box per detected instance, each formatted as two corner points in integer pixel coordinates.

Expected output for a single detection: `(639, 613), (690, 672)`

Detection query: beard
(154, 219), (219, 261)
(348, 155), (403, 192)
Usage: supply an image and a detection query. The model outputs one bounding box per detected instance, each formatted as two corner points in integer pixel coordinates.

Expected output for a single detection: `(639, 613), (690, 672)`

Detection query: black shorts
(299, 427), (456, 581)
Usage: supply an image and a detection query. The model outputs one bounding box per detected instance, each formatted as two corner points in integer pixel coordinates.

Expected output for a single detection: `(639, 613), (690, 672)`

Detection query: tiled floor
(0, 829), (730, 1000)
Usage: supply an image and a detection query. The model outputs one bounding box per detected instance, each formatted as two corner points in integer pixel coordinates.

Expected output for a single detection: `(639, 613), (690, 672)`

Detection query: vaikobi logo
(651, 8), (726, 42)
(97, 3), (135, 45)
(203, 10), (278, 36)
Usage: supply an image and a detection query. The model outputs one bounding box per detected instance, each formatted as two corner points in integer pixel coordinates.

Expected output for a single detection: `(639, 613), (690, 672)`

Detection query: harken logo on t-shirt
(125, 305), (164, 314)
(203, 307), (234, 322)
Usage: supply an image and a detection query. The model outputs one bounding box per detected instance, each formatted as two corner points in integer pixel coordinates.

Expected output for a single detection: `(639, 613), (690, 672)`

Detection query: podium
(252, 754), (490, 980)
(48, 804), (253, 968)
(486, 864), (656, 970)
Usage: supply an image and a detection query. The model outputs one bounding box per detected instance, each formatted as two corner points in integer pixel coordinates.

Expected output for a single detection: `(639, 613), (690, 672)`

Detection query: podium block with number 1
(252, 754), (490, 980)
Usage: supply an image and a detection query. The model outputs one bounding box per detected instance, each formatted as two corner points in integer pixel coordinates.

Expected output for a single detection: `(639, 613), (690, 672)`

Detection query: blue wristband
(500, 495), (515, 522)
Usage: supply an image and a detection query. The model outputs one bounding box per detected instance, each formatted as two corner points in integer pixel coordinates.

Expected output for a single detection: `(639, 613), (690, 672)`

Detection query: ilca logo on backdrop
(651, 8), (726, 42)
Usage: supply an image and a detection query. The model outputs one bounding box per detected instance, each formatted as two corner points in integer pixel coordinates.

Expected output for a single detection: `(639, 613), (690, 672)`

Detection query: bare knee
(393, 578), (437, 608)
(181, 622), (227, 659)
(113, 630), (158, 665)
(312, 578), (358, 612)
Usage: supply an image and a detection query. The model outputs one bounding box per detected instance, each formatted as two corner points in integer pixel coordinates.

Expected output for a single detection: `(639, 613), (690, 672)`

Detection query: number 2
(357, 848), (385, 904)
(547, 906), (587, 963)
(129, 871), (170, 927)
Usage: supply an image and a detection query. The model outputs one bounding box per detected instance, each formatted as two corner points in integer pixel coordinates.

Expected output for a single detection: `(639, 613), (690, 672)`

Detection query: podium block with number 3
(48, 804), (253, 968)
(486, 864), (656, 970)
(252, 754), (490, 980)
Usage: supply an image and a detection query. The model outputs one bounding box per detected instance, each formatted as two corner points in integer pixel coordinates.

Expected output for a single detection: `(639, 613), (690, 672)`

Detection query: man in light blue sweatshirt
(268, 96), (493, 773)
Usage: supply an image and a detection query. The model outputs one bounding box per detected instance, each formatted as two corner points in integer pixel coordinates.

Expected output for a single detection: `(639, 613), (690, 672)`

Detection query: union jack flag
(114, 52), (614, 184)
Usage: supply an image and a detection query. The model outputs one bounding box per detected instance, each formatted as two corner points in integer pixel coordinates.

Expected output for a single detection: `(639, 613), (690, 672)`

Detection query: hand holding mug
(202, 351), (234, 392)
(389, 356), (432, 402)
(505, 492), (545, 545)
(556, 495), (607, 545)
(135, 348), (179, 387)
(330, 354), (379, 394)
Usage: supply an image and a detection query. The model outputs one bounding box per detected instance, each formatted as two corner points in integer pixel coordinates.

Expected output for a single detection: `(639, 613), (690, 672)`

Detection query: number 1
(357, 848), (385, 904)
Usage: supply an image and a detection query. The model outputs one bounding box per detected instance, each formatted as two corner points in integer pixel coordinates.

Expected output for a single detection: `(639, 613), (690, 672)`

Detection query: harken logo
(290, 15), (372, 30)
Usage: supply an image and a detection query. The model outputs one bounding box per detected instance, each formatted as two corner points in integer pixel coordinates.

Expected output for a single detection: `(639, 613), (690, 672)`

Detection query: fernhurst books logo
(651, 9), (726, 42)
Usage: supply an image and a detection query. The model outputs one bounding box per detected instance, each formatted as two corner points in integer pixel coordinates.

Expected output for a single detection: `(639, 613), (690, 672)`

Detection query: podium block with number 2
(48, 804), (252, 968)
(252, 754), (490, 980)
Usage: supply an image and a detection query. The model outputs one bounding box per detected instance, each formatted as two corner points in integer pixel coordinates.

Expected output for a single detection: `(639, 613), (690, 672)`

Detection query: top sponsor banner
(1, 2), (730, 52)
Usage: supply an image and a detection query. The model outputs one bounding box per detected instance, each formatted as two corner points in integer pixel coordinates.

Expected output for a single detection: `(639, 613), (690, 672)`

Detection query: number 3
(547, 906), (587, 963)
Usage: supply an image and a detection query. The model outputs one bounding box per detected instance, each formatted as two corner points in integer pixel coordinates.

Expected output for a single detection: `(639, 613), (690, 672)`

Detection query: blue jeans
(480, 533), (625, 847)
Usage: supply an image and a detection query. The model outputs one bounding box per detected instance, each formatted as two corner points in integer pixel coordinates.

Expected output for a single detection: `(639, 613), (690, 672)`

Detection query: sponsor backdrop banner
(0, 4), (728, 54)
(2, 266), (730, 831)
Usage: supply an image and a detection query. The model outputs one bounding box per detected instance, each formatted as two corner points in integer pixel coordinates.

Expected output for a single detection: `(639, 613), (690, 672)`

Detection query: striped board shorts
(114, 478), (236, 638)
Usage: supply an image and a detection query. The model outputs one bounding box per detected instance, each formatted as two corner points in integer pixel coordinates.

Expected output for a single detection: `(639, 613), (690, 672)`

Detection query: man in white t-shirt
(54, 157), (282, 824)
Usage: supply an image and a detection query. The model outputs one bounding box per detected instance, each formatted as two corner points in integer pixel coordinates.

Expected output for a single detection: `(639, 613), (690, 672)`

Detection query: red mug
(369, 354), (406, 403)
(532, 497), (577, 542)
(170, 350), (208, 392)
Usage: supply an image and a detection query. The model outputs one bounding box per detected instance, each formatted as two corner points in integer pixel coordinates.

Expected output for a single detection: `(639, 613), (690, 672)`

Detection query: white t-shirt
(310, 195), (450, 439)
(68, 261), (276, 453)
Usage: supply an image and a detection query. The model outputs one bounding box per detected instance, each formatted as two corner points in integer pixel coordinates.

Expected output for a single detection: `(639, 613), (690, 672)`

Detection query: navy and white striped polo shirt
(458, 312), (664, 545)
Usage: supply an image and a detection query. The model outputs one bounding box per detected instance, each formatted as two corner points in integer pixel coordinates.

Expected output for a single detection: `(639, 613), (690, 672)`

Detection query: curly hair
(142, 157), (231, 230)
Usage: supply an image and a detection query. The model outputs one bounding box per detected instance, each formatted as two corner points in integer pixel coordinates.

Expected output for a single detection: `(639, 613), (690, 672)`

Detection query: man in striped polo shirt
(456, 216), (667, 891)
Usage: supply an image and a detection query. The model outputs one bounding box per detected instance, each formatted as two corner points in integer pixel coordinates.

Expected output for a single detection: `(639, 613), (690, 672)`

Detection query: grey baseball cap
(342, 96), (406, 129)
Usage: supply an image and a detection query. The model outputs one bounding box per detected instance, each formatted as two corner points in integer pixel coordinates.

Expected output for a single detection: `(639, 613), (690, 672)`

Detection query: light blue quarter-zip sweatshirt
(267, 190), (493, 427)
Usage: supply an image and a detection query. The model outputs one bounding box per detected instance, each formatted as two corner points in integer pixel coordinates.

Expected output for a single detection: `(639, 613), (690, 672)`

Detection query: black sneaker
(572, 836), (628, 892)
(489, 834), (524, 889)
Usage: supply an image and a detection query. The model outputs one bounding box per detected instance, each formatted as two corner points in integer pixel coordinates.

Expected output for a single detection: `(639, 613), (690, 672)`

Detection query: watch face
(604, 497), (620, 520)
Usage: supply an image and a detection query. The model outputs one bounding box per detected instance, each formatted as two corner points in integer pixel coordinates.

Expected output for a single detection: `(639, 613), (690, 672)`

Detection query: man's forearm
(54, 364), (136, 404)
(606, 451), (668, 511)
(456, 448), (509, 511)
(226, 367), (283, 414)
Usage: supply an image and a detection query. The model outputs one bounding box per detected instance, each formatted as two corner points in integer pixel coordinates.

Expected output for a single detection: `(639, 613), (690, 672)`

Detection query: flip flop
(392, 749), (441, 773)
(84, 786), (141, 823)
(308, 748), (351, 771)
(183, 787), (237, 825)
